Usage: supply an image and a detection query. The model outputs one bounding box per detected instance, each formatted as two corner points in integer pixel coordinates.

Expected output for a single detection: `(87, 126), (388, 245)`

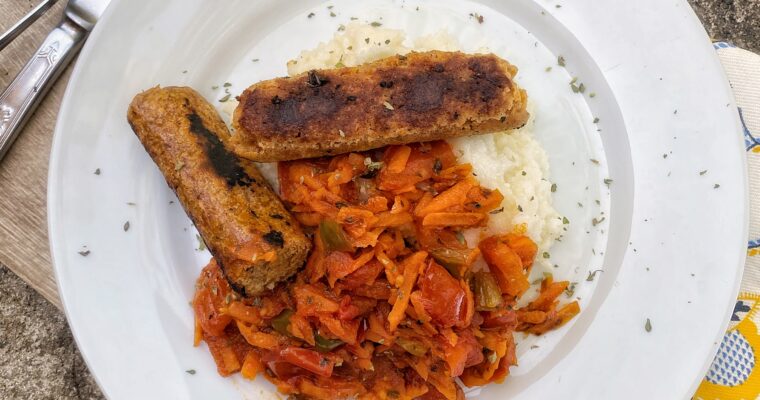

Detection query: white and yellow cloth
(694, 43), (760, 400)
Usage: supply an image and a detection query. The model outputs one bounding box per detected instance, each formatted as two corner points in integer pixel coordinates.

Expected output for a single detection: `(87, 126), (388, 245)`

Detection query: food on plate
(122, 22), (576, 400)
(230, 50), (529, 162)
(127, 86), (311, 295)
(192, 141), (580, 399)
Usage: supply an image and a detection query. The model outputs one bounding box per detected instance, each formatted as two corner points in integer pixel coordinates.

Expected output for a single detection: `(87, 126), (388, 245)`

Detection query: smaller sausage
(128, 86), (311, 296)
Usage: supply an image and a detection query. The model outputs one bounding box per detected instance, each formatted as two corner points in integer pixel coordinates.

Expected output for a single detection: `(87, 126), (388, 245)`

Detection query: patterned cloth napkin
(694, 43), (760, 400)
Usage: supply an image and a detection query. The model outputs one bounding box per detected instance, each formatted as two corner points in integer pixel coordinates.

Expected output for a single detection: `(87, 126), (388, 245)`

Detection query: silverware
(0, 0), (111, 162)
(0, 0), (60, 52)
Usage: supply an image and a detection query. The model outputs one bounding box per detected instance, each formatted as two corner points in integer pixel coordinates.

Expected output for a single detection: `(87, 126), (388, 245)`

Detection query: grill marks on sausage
(263, 230), (285, 248)
(399, 73), (448, 112)
(187, 113), (289, 251)
(187, 113), (255, 187)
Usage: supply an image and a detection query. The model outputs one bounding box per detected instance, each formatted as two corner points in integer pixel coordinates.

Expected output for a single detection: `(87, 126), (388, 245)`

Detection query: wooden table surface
(0, 0), (69, 309)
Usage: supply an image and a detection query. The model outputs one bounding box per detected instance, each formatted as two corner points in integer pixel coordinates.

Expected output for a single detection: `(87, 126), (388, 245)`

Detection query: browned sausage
(127, 86), (311, 296)
(230, 50), (529, 162)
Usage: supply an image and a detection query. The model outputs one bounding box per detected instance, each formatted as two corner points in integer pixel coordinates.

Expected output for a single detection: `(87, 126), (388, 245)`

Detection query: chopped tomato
(337, 295), (377, 320)
(280, 347), (334, 377)
(459, 329), (485, 368)
(418, 262), (466, 328)
(260, 350), (310, 381)
(339, 259), (384, 289)
(481, 309), (518, 330)
(437, 329), (483, 377)
(192, 260), (233, 336)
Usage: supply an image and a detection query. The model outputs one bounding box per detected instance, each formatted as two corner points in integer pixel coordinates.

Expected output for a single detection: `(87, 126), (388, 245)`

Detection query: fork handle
(0, 0), (60, 52)
(0, 16), (87, 162)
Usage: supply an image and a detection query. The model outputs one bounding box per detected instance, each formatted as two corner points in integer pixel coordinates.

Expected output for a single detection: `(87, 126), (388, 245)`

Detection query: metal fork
(0, 0), (111, 162)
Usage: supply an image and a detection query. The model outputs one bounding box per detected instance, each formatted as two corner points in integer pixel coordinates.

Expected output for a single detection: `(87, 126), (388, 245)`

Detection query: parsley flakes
(586, 270), (602, 282)
(469, 12), (484, 23)
(196, 234), (207, 251)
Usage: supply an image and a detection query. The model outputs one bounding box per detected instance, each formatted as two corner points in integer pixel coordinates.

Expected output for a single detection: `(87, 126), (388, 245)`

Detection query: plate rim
(679, 3), (749, 395)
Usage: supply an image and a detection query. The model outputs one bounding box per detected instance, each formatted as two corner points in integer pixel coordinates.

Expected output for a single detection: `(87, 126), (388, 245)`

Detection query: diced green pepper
(271, 309), (294, 336)
(314, 334), (344, 353)
(429, 248), (469, 278)
(474, 271), (503, 311)
(319, 220), (354, 252)
(395, 337), (429, 356)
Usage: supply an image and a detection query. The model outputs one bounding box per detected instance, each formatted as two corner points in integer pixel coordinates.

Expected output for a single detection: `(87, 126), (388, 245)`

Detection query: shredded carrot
(501, 233), (539, 270)
(225, 302), (261, 324)
(375, 247), (400, 286)
(236, 321), (279, 349)
(421, 212), (485, 227)
(319, 316), (360, 345)
(294, 284), (340, 315)
(526, 279), (568, 311)
(192, 141), (580, 400)
(289, 313), (316, 346)
(387, 251), (427, 331)
(385, 145), (412, 173)
(365, 196), (389, 213)
(372, 211), (413, 227)
(193, 316), (202, 347)
(520, 301), (581, 335)
(390, 195), (410, 214)
(479, 236), (531, 297)
(241, 352), (264, 380)
(415, 179), (475, 217)
(409, 291), (433, 324)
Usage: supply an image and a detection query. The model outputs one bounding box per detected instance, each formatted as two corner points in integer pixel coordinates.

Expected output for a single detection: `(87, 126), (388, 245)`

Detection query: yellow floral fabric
(694, 43), (760, 400)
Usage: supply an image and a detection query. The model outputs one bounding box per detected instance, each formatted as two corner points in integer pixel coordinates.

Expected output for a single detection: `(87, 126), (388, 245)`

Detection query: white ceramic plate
(48, 0), (747, 399)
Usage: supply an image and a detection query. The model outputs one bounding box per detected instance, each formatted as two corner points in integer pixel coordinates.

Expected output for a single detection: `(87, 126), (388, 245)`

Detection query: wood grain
(0, 0), (70, 309)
